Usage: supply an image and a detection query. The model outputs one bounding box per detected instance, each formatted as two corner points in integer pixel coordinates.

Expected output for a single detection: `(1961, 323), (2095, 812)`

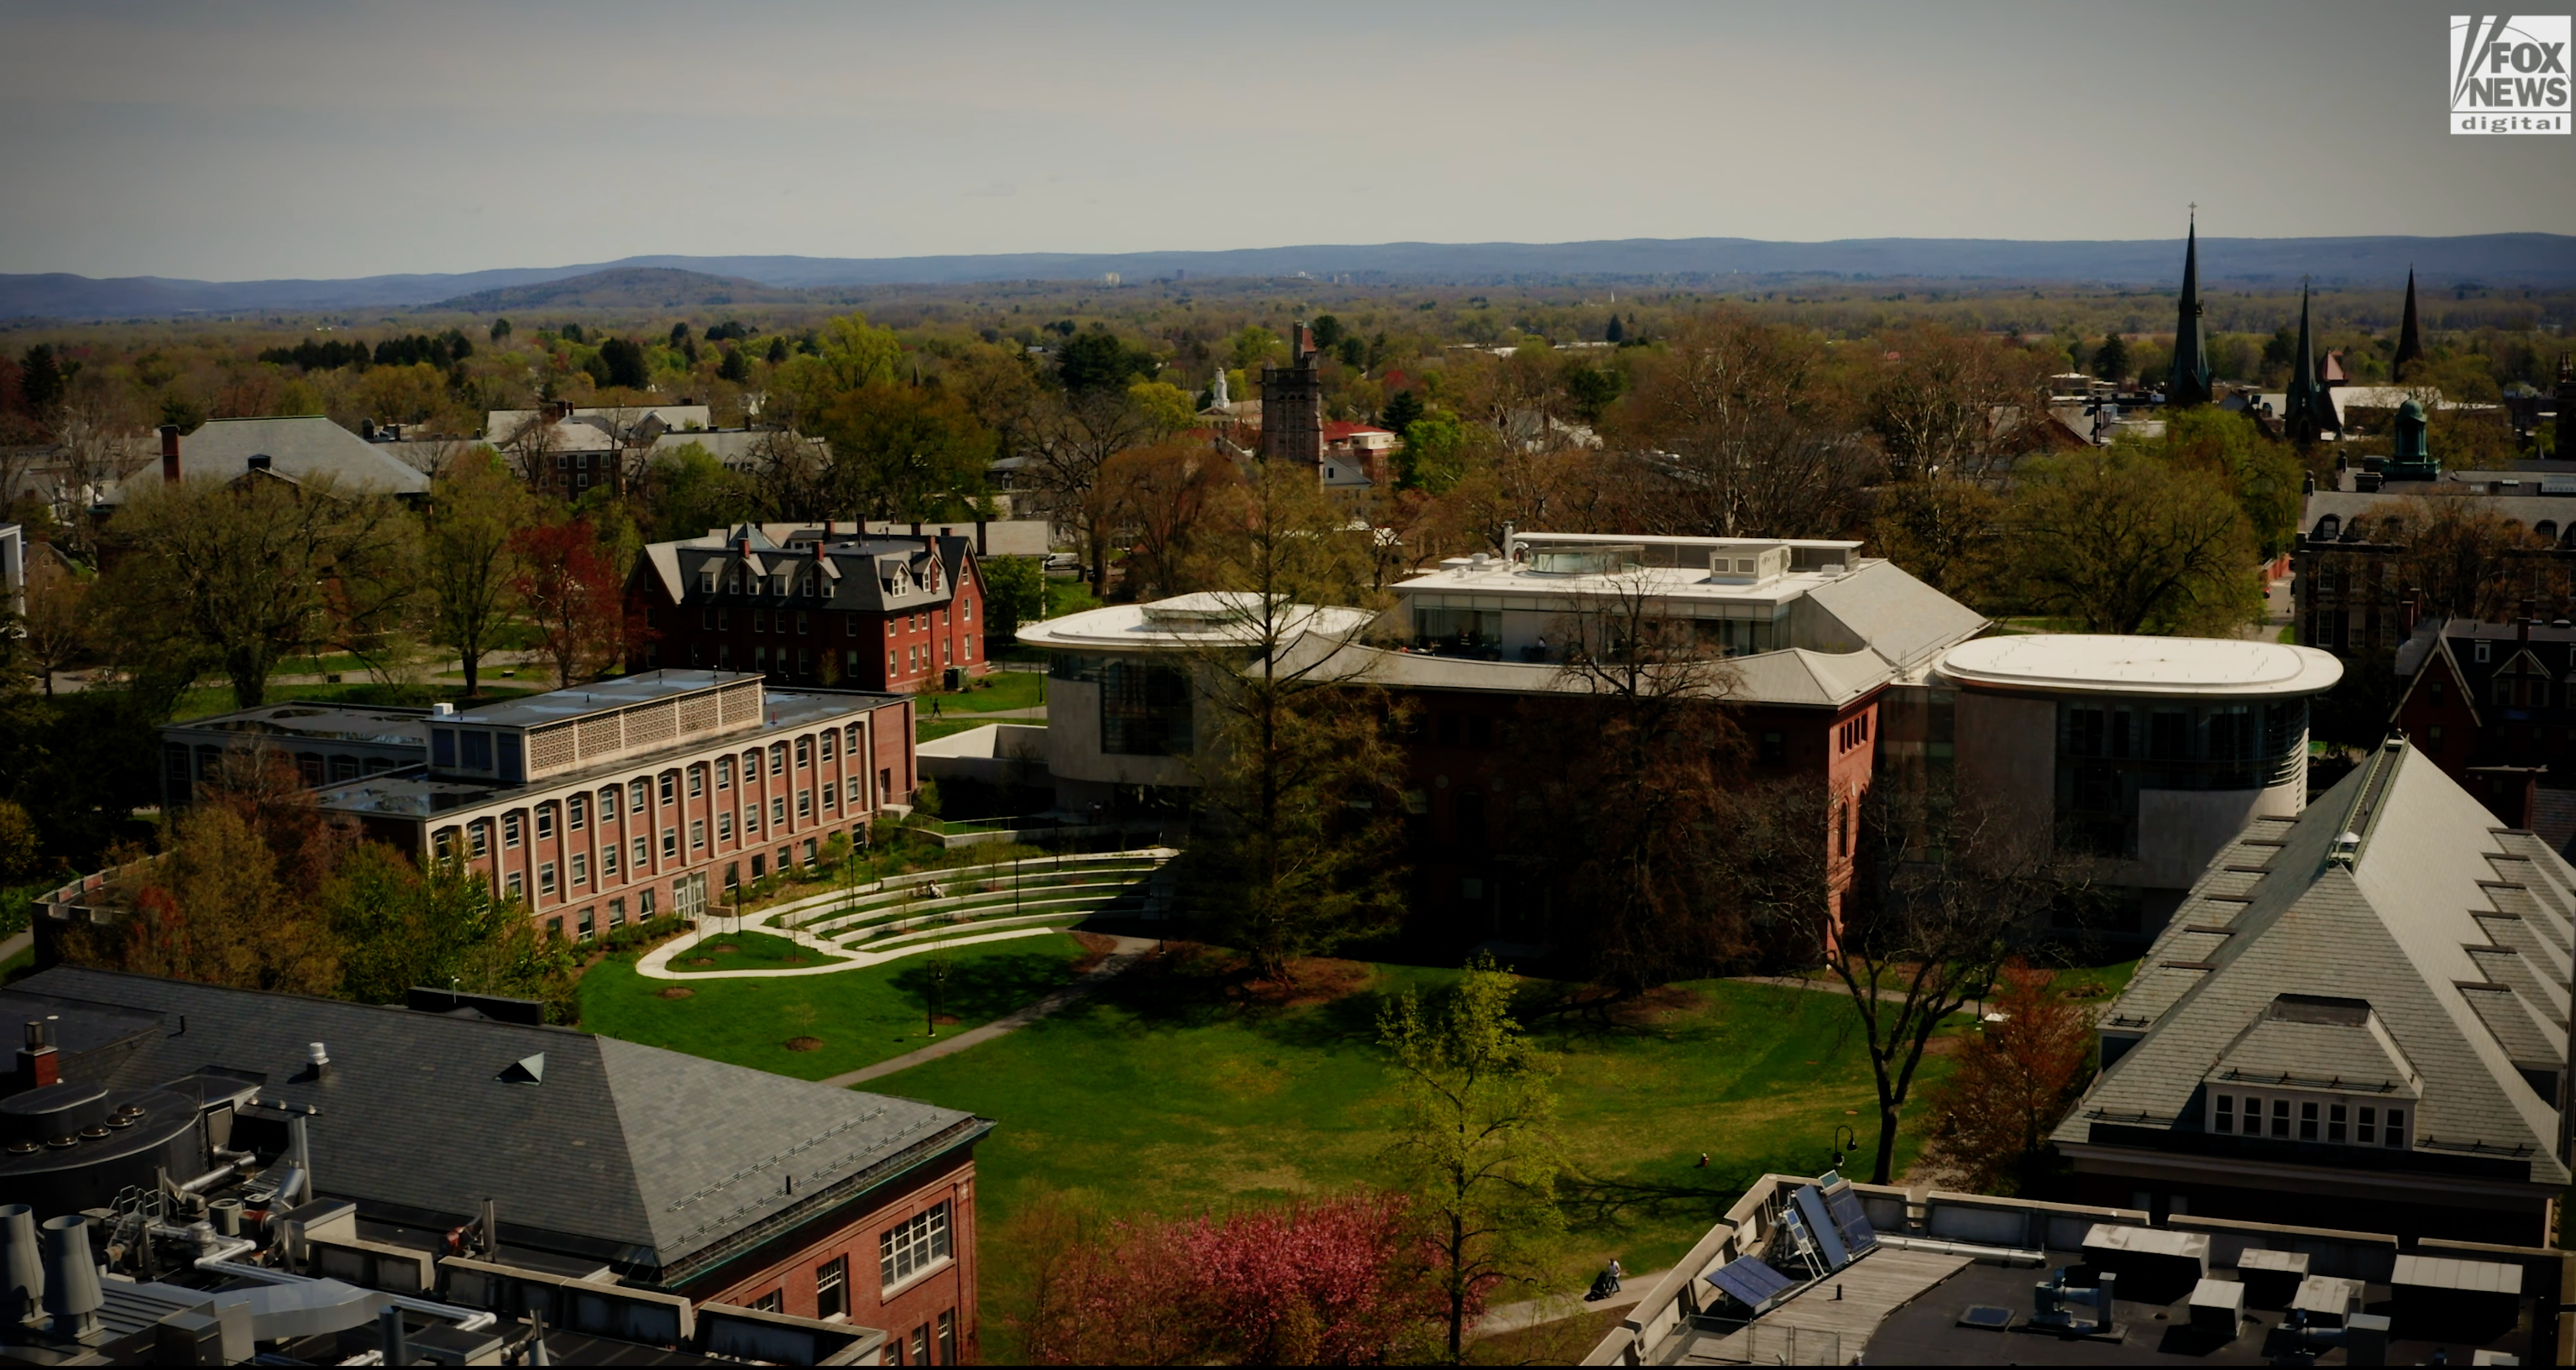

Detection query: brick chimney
(159, 424), (181, 484)
(15, 1017), (59, 1093)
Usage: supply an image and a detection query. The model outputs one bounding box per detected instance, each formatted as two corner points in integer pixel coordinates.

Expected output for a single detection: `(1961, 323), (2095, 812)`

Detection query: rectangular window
(2214, 1095), (2234, 1134)
(880, 1201), (953, 1289)
(750, 1290), (782, 1314)
(631, 778), (649, 812)
(577, 907), (594, 939)
(463, 730), (493, 770)
(432, 728), (457, 767)
(2328, 1102), (2347, 1144)
(1100, 660), (1194, 756)
(821, 730), (836, 761)
(889, 648), (899, 672)
(662, 828), (678, 858)
(434, 828), (458, 860)
(632, 836), (648, 868)
(823, 784), (838, 810)
(910, 1328), (926, 1365)
(744, 805), (760, 834)
(538, 861), (557, 897)
(689, 766), (706, 797)
(601, 844), (618, 876)
(571, 853), (589, 885)
(639, 889), (656, 918)
(719, 757), (734, 788)
(690, 819), (706, 850)
(568, 794), (587, 829)
(2385, 1108), (2405, 1148)
(771, 743), (788, 775)
(797, 612), (809, 635)
(2270, 1098), (2291, 1139)
(797, 736), (812, 767)
(504, 813), (523, 848)
(772, 797), (788, 825)
(470, 823), (490, 857)
(2359, 1106), (2377, 1144)
(719, 813), (735, 841)
(536, 806), (556, 839)
(815, 1256), (849, 1320)
(660, 772), (678, 804)
(938, 1310), (956, 1365)
(608, 898), (625, 928)
(2298, 1101), (2318, 1141)
(798, 789), (813, 818)
(505, 871), (524, 898)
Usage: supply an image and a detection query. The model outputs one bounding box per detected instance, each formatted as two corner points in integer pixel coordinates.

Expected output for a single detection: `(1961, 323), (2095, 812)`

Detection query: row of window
(736, 1201), (957, 1357)
(1836, 713), (1873, 754)
(2211, 1093), (2409, 1148)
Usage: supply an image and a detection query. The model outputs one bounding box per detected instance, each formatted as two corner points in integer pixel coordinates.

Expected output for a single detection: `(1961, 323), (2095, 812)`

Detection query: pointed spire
(2167, 208), (2212, 408)
(2285, 282), (2333, 445)
(2393, 268), (2425, 380)
(2556, 352), (2573, 458)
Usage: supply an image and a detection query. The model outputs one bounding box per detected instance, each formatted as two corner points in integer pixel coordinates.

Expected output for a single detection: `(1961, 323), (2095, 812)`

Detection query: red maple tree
(1928, 959), (2097, 1194)
(509, 520), (632, 686)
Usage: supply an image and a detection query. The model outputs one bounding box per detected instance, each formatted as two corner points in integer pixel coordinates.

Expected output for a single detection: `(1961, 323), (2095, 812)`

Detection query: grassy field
(663, 928), (831, 974)
(935, 670), (1044, 714)
(850, 954), (1945, 1356)
(577, 931), (1088, 1081)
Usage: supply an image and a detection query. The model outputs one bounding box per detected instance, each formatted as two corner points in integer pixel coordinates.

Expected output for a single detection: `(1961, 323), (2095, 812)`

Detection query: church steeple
(2556, 352), (2573, 458)
(2285, 283), (2334, 445)
(2393, 268), (2426, 381)
(2167, 209), (2213, 408)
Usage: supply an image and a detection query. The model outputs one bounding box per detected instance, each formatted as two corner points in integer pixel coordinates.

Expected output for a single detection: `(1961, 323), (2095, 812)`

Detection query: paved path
(0, 930), (30, 967)
(1730, 975), (1949, 1008)
(1477, 1269), (1669, 1336)
(923, 704), (1047, 722)
(820, 933), (1157, 1087)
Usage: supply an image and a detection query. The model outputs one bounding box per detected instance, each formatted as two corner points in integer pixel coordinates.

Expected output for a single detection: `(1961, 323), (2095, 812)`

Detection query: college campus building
(158, 700), (433, 809)
(1, 965), (981, 1362)
(629, 522), (993, 694)
(2394, 615), (2576, 835)
(2054, 736), (2576, 1245)
(1935, 634), (2343, 934)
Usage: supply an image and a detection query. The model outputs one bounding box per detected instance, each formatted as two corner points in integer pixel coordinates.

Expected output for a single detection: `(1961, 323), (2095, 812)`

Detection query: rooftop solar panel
(1821, 1182), (1879, 1258)
(1704, 1258), (1798, 1310)
(1792, 1184), (1851, 1270)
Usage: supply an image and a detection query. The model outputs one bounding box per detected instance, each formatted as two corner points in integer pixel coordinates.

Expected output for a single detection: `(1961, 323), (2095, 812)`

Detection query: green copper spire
(2167, 211), (2212, 408)
(2393, 268), (2425, 380)
(2284, 283), (2333, 445)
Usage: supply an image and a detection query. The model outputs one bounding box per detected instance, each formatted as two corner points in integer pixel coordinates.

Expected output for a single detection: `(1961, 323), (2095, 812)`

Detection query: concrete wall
(2137, 782), (2301, 888)
(1923, 1191), (2146, 1251)
(1953, 690), (2055, 836)
(1041, 675), (1195, 790)
(916, 724), (1049, 788)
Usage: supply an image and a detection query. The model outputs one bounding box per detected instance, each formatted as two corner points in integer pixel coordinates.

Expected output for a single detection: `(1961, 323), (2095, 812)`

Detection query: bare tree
(1615, 310), (1871, 538)
(1800, 785), (2092, 1185)
(54, 371), (149, 557)
(1023, 389), (1162, 592)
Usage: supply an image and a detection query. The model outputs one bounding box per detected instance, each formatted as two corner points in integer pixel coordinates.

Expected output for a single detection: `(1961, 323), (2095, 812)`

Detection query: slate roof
(634, 524), (978, 617)
(2057, 738), (2575, 1186)
(172, 416), (432, 495)
(1793, 559), (1991, 672)
(5, 967), (984, 1283)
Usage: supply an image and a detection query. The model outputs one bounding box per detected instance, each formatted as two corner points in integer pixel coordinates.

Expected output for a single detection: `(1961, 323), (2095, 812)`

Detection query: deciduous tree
(425, 449), (535, 696)
(1380, 954), (1563, 1363)
(510, 520), (631, 687)
(1927, 960), (2095, 1194)
(2009, 447), (2263, 635)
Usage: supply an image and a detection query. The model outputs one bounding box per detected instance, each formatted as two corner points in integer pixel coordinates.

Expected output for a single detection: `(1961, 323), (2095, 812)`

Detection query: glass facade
(2057, 697), (2306, 856)
(1100, 660), (1193, 756)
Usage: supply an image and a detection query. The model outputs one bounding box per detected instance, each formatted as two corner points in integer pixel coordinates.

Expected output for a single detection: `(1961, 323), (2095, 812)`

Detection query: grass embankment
(577, 930), (1087, 1082)
(662, 929), (828, 973)
(916, 669), (1045, 743)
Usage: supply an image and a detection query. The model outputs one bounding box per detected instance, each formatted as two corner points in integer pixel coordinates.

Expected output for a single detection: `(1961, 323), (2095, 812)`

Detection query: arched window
(2540, 520), (2559, 542)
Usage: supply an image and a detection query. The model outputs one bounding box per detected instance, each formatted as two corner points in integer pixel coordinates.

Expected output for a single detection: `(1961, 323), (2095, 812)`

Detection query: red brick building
(631, 522), (992, 694)
(2390, 615), (2576, 830)
(309, 671), (914, 936)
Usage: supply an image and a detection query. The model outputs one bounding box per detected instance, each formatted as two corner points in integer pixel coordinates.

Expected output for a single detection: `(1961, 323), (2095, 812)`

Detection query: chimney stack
(16, 1018), (57, 1092)
(159, 424), (181, 484)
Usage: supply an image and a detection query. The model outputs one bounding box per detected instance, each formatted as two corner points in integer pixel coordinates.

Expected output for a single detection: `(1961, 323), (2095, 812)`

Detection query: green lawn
(663, 929), (834, 974)
(856, 956), (1944, 1355)
(577, 931), (1088, 1081)
(935, 670), (1044, 714)
(918, 716), (1037, 744)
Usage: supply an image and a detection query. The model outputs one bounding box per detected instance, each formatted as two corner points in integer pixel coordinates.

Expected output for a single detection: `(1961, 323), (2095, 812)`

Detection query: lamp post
(1830, 1125), (1859, 1174)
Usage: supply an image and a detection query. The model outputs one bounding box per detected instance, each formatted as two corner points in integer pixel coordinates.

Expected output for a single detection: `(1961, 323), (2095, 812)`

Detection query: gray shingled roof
(1793, 559), (1991, 672)
(175, 416), (432, 495)
(2057, 739), (2575, 1184)
(6, 968), (981, 1276)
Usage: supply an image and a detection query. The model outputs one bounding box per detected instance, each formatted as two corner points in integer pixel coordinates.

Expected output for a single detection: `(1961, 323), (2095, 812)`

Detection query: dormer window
(2477, 641), (2492, 663)
(699, 569), (717, 595)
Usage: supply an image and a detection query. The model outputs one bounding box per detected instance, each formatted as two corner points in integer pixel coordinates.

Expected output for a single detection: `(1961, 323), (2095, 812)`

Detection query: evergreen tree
(2092, 332), (2129, 382)
(719, 345), (751, 383)
(1380, 388), (1426, 437)
(767, 336), (790, 365)
(1604, 314), (1625, 343)
(18, 345), (63, 417)
(668, 321), (691, 347)
(489, 317), (511, 343)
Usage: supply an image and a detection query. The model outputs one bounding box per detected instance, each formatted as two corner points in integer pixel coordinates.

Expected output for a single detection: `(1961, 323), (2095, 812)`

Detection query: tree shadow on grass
(1558, 1168), (1762, 1236)
(885, 949), (1086, 1023)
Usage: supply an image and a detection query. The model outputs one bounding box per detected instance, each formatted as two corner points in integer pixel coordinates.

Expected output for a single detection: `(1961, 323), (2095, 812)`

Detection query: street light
(1830, 1125), (1859, 1173)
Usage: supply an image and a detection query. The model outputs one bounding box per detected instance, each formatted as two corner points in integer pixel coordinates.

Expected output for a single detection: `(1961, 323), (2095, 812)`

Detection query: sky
(0, 0), (2568, 281)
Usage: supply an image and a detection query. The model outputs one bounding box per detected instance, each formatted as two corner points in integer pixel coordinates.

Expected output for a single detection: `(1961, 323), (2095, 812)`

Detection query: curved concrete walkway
(820, 933), (1158, 1087)
(636, 913), (1061, 980)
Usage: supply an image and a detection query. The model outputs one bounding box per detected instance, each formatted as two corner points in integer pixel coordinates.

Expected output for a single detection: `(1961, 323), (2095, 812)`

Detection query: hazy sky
(1, 0), (2566, 280)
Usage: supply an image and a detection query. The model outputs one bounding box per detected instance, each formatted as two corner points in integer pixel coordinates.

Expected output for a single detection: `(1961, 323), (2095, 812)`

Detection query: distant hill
(434, 266), (800, 311)
(7, 233), (2575, 317)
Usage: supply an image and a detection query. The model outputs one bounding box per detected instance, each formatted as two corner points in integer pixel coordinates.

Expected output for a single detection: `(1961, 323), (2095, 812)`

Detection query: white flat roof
(1936, 634), (2344, 699)
(1395, 561), (1861, 608)
(1015, 593), (1375, 652)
